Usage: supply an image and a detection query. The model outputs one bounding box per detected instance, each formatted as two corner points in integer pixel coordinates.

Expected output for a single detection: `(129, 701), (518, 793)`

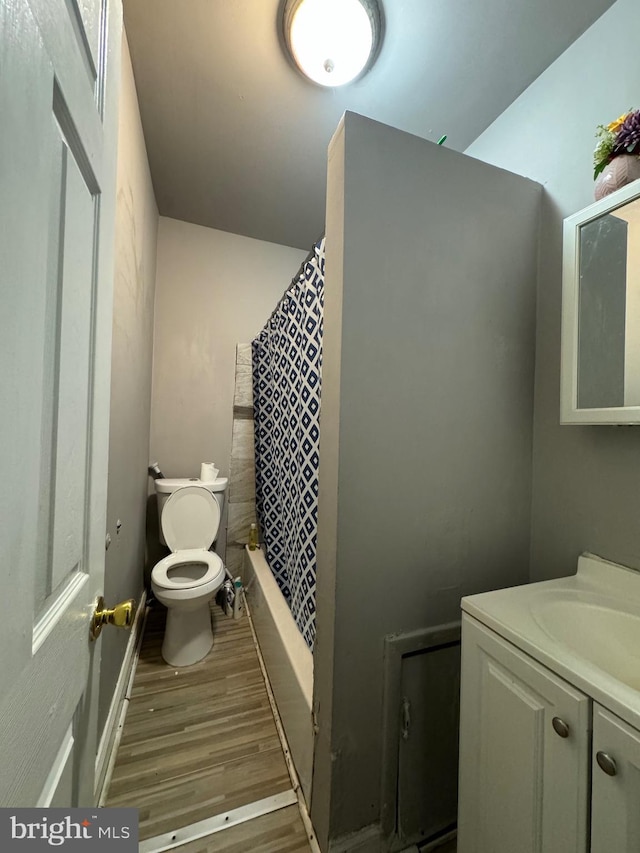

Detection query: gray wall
(149, 218), (307, 555)
(99, 32), (159, 739)
(466, 0), (640, 581)
(312, 113), (541, 848)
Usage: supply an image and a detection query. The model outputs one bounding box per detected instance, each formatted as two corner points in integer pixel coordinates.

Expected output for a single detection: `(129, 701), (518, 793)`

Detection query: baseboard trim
(419, 829), (457, 851)
(329, 823), (382, 853)
(94, 588), (148, 804)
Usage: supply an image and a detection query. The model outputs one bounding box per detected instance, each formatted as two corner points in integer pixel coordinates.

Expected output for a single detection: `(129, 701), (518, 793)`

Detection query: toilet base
(162, 603), (214, 667)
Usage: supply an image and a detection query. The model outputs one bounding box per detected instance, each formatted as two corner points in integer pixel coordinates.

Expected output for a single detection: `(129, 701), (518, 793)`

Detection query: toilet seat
(152, 549), (224, 590)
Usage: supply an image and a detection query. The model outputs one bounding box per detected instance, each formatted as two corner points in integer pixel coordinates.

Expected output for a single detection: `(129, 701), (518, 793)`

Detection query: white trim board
(244, 595), (321, 853)
(139, 790), (298, 853)
(94, 589), (148, 803)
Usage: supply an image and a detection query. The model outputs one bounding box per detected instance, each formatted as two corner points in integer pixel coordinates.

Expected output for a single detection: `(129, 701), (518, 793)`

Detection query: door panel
(38, 725), (75, 808)
(35, 126), (66, 613)
(69, 0), (102, 82)
(0, 0), (121, 805)
(476, 657), (545, 851)
(50, 144), (95, 595)
(26, 0), (104, 168)
(397, 642), (461, 845)
(458, 616), (590, 853)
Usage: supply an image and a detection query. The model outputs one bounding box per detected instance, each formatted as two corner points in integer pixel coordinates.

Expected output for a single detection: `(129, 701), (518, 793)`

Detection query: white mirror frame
(561, 179), (640, 425)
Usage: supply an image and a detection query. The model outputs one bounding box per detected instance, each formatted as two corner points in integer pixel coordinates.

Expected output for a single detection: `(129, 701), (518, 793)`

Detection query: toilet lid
(161, 485), (221, 551)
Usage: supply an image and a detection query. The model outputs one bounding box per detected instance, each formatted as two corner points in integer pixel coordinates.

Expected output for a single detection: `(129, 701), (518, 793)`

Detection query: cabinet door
(458, 615), (590, 853)
(591, 704), (640, 853)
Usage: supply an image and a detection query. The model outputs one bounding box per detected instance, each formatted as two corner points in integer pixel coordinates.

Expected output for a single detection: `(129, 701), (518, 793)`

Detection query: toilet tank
(155, 477), (228, 547)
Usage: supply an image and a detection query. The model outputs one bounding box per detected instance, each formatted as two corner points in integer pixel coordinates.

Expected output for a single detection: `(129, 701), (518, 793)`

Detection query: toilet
(151, 477), (228, 667)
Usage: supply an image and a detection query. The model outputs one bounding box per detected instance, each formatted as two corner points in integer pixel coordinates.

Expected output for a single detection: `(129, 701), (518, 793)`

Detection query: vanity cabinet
(591, 704), (640, 853)
(458, 614), (640, 853)
(457, 615), (590, 853)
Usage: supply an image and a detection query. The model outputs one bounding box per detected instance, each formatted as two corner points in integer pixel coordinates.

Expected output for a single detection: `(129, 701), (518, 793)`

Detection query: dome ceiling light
(283, 0), (382, 88)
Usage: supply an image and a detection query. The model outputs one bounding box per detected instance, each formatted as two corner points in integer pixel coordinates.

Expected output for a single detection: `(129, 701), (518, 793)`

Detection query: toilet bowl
(151, 484), (226, 667)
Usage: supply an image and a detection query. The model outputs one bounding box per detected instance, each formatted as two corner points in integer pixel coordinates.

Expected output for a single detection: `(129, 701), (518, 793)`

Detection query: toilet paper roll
(200, 462), (219, 482)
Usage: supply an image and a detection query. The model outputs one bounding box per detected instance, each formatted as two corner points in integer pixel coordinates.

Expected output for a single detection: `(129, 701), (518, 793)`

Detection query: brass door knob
(91, 596), (137, 640)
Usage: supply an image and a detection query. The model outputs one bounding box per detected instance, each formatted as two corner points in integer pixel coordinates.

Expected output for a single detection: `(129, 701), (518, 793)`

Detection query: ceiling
(123, 0), (615, 251)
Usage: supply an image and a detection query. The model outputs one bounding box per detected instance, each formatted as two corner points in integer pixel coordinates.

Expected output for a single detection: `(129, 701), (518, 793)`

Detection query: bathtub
(243, 545), (314, 804)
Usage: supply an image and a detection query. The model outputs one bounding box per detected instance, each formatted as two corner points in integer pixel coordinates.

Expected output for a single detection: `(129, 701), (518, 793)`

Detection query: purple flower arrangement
(594, 109), (640, 180)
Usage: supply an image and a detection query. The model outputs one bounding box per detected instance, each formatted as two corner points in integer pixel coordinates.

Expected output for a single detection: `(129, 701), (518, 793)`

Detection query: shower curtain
(252, 238), (325, 650)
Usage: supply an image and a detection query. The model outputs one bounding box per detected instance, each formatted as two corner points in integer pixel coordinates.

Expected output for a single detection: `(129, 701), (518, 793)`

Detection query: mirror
(561, 180), (640, 424)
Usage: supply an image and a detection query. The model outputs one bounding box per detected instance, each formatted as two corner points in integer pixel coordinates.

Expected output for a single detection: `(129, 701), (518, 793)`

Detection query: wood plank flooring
(172, 805), (312, 852)
(106, 603), (294, 842)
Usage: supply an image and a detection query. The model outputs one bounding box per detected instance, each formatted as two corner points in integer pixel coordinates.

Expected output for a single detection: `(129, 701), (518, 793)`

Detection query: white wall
(99, 32), (158, 737)
(466, 0), (640, 581)
(150, 218), (308, 552)
(313, 112), (541, 848)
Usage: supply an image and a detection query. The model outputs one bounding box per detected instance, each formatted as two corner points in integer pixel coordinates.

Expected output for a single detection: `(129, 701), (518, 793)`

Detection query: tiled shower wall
(225, 343), (257, 579)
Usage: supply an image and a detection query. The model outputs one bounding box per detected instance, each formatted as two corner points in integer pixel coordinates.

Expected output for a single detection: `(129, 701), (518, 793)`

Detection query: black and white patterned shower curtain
(252, 238), (325, 650)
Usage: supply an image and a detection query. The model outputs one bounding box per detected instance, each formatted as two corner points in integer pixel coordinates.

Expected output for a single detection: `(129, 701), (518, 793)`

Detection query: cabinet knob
(552, 716), (570, 738)
(596, 751), (617, 777)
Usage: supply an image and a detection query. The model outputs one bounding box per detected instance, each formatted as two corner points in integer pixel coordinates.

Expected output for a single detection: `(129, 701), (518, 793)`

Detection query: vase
(594, 154), (640, 201)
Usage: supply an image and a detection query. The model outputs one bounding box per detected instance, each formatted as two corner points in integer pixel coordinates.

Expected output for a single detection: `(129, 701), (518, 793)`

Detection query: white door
(457, 616), (591, 853)
(591, 704), (640, 853)
(0, 0), (121, 806)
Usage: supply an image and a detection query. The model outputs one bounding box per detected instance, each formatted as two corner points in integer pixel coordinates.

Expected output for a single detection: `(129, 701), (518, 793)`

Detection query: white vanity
(457, 553), (640, 853)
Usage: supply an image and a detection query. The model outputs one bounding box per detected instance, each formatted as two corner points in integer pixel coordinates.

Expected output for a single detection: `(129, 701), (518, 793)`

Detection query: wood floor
(172, 805), (311, 852)
(106, 602), (309, 849)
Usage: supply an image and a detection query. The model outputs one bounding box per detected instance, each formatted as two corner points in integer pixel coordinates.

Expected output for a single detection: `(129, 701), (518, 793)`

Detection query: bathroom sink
(531, 595), (640, 691)
(462, 554), (640, 731)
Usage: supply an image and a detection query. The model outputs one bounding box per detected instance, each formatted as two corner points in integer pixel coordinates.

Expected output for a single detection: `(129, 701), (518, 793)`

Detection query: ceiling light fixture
(283, 0), (382, 88)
